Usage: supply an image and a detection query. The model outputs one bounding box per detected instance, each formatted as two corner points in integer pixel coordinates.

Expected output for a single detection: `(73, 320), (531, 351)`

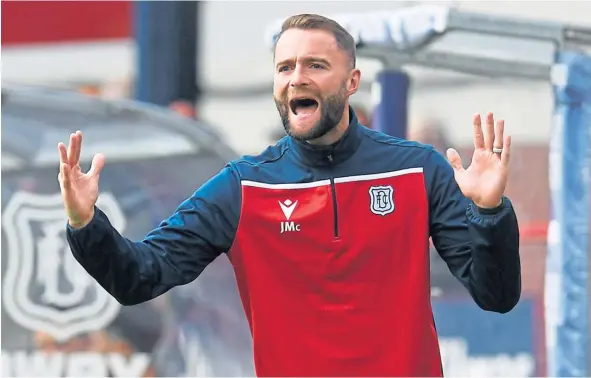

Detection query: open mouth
(289, 98), (319, 116)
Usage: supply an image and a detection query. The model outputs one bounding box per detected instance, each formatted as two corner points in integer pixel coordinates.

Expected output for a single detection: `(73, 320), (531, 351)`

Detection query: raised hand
(446, 112), (511, 209)
(57, 130), (105, 228)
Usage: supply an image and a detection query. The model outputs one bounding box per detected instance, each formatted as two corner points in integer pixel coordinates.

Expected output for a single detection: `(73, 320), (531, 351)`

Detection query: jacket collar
(288, 106), (363, 168)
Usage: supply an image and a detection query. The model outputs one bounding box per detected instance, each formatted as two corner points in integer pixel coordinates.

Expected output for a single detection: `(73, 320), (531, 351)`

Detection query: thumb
(87, 153), (105, 177)
(446, 148), (464, 172)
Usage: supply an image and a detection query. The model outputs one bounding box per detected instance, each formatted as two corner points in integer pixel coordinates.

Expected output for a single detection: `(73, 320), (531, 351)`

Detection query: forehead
(274, 28), (344, 63)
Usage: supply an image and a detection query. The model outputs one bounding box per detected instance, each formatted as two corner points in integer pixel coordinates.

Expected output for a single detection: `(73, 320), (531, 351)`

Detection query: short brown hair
(274, 14), (356, 68)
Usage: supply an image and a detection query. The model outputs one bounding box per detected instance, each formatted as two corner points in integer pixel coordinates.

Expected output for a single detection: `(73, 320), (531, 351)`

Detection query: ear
(347, 68), (361, 96)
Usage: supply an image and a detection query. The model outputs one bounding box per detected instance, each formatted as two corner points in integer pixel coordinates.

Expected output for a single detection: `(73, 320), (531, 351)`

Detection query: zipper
(327, 154), (339, 238)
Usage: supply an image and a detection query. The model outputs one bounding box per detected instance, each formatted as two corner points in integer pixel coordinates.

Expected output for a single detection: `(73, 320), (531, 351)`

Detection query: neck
(307, 104), (351, 146)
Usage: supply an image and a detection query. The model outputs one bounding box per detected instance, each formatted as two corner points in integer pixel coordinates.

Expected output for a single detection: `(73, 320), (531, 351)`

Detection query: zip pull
(327, 154), (334, 163)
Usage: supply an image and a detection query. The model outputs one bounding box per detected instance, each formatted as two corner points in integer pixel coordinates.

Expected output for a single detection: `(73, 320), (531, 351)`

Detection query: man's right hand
(57, 130), (105, 229)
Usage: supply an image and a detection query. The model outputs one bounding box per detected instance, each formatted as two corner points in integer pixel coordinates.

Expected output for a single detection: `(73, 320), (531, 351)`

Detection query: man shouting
(60, 14), (521, 377)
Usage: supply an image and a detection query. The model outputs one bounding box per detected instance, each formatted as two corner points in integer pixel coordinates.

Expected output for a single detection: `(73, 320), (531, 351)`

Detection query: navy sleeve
(424, 148), (521, 313)
(66, 164), (241, 306)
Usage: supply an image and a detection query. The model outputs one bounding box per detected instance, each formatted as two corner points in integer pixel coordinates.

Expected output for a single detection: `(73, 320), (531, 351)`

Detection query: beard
(274, 84), (348, 142)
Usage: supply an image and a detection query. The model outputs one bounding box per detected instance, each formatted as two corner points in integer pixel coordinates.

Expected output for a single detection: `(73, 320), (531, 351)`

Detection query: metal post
(372, 69), (410, 138)
(134, 1), (199, 106)
(545, 51), (591, 378)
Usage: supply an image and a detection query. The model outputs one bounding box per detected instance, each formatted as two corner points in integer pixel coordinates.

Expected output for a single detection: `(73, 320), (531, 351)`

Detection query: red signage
(1, 1), (132, 46)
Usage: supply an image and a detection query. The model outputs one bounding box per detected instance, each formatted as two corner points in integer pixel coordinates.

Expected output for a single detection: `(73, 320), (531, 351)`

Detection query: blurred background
(1, 1), (591, 377)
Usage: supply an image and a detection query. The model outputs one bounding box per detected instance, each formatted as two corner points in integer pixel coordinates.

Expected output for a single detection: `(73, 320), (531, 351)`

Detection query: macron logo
(279, 199), (300, 233)
(279, 199), (298, 220)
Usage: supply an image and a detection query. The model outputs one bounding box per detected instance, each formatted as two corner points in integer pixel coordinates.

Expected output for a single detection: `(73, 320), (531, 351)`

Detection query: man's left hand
(446, 112), (511, 209)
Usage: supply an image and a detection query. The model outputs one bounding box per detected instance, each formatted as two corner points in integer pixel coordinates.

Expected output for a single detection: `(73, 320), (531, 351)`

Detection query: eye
(310, 63), (324, 69)
(278, 65), (290, 73)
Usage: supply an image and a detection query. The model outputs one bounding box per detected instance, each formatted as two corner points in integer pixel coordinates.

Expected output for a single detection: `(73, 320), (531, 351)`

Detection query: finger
(72, 130), (83, 165)
(58, 142), (68, 165)
(484, 112), (495, 151)
(446, 148), (465, 172)
(494, 119), (504, 151)
(501, 135), (511, 166)
(59, 163), (71, 189)
(67, 133), (77, 166)
(472, 113), (485, 150)
(87, 153), (106, 177)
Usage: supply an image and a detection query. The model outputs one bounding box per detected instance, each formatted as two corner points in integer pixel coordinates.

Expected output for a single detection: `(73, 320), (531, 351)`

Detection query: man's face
(273, 28), (360, 141)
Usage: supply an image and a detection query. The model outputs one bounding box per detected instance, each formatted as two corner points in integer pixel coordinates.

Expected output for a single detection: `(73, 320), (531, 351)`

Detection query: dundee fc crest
(369, 185), (395, 216)
(2, 192), (126, 342)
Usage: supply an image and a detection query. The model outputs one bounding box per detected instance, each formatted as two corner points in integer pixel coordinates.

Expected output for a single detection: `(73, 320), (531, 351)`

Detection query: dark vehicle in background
(1, 86), (255, 377)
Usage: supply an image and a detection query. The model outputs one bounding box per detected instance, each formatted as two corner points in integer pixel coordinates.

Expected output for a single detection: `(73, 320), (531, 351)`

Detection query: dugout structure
(266, 6), (591, 376)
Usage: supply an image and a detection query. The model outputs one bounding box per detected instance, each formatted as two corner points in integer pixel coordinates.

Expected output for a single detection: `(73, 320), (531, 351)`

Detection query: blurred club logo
(2, 192), (125, 341)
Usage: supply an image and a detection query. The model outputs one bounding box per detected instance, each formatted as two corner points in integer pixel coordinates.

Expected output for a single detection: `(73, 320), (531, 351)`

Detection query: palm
(63, 165), (99, 211)
(58, 131), (105, 227)
(446, 113), (511, 209)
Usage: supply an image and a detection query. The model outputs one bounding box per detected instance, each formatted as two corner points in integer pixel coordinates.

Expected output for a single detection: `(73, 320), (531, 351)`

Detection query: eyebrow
(275, 57), (332, 69)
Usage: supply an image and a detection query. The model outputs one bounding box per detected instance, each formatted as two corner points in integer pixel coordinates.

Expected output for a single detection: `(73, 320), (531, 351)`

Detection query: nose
(289, 65), (310, 88)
